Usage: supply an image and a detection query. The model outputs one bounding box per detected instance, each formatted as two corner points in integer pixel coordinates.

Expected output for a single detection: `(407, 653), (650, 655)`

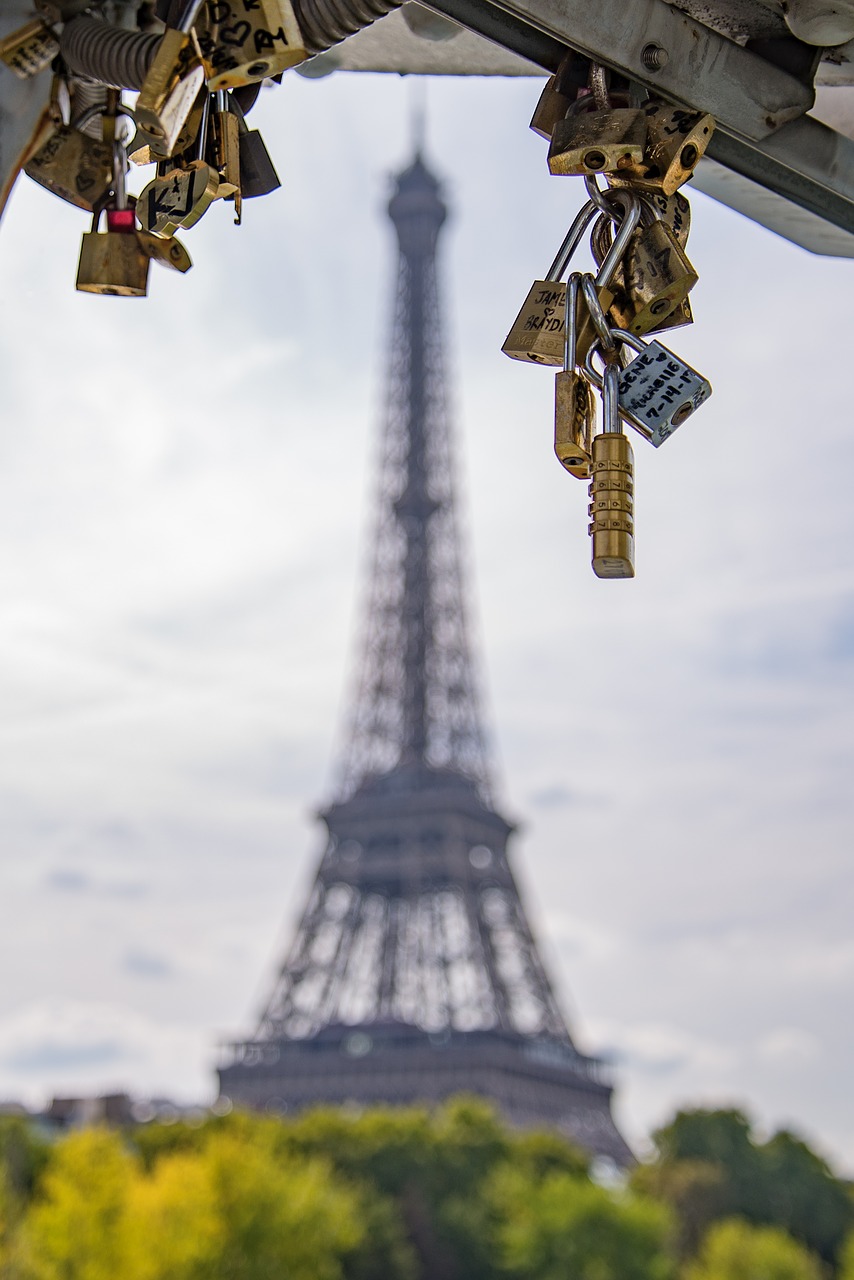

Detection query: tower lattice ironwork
(218, 152), (631, 1165)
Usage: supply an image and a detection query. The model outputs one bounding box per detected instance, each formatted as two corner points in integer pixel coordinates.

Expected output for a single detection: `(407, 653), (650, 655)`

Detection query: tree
(16, 1128), (134, 1280)
(686, 1219), (822, 1280)
(838, 1231), (854, 1280)
(759, 1130), (852, 1264)
(632, 1158), (728, 1259)
(490, 1164), (673, 1280)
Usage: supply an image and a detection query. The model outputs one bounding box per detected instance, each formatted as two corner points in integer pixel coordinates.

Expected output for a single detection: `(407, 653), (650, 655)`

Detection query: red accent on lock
(107, 208), (136, 232)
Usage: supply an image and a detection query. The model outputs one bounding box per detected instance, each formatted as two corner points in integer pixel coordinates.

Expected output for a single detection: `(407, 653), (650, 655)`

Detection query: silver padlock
(584, 328), (711, 447)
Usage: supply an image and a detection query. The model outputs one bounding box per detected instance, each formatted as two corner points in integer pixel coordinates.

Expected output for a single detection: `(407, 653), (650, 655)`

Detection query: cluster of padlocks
(503, 56), (716, 579)
(1, 1), (307, 295)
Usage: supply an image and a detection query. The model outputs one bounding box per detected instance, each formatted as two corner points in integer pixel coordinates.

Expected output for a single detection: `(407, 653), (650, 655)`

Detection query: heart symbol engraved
(219, 21), (250, 46)
(76, 173), (96, 192)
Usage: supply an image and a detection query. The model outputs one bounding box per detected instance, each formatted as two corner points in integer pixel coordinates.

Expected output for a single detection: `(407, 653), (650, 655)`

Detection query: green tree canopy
(491, 1164), (673, 1280)
(642, 1108), (853, 1265)
(685, 1218), (822, 1280)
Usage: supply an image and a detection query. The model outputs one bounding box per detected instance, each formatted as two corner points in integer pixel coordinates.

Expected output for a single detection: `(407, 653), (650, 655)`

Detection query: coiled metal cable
(60, 17), (160, 90)
(60, 0), (402, 85)
(68, 81), (110, 140)
(293, 0), (401, 53)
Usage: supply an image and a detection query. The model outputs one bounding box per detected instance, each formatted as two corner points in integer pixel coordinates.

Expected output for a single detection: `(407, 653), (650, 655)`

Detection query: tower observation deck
(218, 151), (631, 1166)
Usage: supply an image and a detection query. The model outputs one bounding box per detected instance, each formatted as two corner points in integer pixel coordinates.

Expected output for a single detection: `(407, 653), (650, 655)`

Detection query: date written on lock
(618, 343), (711, 446)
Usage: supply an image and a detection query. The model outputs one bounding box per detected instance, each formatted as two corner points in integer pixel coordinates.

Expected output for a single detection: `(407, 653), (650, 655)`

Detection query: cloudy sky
(0, 64), (852, 1174)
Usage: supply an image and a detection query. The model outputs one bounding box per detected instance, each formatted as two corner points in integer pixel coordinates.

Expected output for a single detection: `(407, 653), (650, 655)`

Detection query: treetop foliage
(0, 1101), (851, 1280)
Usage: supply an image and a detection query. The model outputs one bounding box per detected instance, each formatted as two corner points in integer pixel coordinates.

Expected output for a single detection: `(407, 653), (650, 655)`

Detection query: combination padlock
(589, 361), (635, 579)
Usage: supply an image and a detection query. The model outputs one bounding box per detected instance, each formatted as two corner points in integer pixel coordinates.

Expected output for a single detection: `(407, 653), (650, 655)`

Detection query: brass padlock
(76, 209), (150, 297)
(627, 189), (691, 248)
(503, 198), (601, 365)
(502, 190), (639, 366)
(195, 0), (308, 91)
(503, 279), (572, 366)
(530, 75), (574, 142)
(24, 124), (114, 212)
(138, 159), (220, 236)
(136, 229), (193, 273)
(589, 363), (635, 579)
(128, 94), (206, 167)
(650, 295), (694, 333)
(211, 91), (242, 220)
(554, 274), (595, 479)
(639, 104), (715, 195)
(610, 202), (698, 335)
(0, 19), (59, 79)
(548, 102), (646, 178)
(135, 29), (206, 159)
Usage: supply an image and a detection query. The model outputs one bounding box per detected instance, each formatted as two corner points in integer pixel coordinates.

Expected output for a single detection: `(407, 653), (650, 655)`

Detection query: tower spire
(336, 148), (492, 801)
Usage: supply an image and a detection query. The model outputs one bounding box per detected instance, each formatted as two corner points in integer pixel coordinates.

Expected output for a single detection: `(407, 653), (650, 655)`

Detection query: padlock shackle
(595, 191), (641, 288)
(580, 272), (616, 353)
(71, 102), (136, 134)
(197, 92), (211, 160)
(602, 362), (621, 434)
(564, 272), (580, 372)
(545, 198), (598, 282)
(583, 329), (653, 444)
(176, 0), (206, 33)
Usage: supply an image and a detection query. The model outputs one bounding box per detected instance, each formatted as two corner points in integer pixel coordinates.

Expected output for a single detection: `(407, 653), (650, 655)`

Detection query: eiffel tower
(217, 147), (631, 1165)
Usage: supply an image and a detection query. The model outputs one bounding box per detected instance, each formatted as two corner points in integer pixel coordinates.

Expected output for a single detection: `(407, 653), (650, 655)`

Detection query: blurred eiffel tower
(218, 145), (631, 1165)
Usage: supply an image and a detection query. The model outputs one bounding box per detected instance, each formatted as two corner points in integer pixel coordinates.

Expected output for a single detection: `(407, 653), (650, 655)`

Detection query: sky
(0, 64), (852, 1174)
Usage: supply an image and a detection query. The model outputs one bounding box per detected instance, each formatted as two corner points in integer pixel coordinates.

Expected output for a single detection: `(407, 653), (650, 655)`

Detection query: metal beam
(419, 0), (854, 253)
(428, 0), (814, 139)
(705, 114), (854, 241)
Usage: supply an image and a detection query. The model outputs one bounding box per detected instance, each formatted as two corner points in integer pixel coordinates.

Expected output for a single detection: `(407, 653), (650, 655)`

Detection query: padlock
(135, 27), (206, 159)
(0, 19), (59, 79)
(211, 91), (242, 220)
(136, 229), (193, 272)
(76, 208), (150, 297)
(554, 274), (596, 479)
(530, 76), (574, 142)
(24, 124), (114, 212)
(650, 295), (694, 333)
(607, 186), (691, 247)
(588, 362), (635, 579)
(502, 192), (639, 366)
(195, 0), (308, 91)
(138, 159), (220, 236)
(607, 198), (698, 336)
(128, 93), (206, 167)
(238, 126), (281, 198)
(548, 100), (647, 178)
(584, 328), (712, 447)
(639, 104), (715, 196)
